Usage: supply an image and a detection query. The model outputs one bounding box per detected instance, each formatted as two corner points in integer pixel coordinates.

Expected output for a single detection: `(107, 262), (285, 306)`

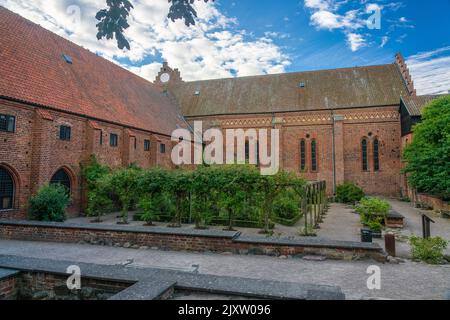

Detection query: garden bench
(385, 210), (405, 229)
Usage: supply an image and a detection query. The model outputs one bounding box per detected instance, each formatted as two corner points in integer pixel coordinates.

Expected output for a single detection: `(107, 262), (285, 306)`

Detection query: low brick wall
(0, 269), (20, 300)
(0, 220), (385, 261)
(415, 194), (450, 212)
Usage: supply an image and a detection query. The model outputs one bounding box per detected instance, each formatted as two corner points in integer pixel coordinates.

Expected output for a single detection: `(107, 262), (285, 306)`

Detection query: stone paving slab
(0, 255), (345, 300)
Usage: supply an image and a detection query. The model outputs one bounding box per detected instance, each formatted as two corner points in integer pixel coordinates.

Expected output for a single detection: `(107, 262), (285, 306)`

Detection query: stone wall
(0, 221), (385, 261)
(0, 274), (18, 300)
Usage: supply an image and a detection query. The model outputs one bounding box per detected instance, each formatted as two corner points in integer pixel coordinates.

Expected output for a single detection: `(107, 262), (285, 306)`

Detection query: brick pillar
(30, 109), (54, 194)
(272, 117), (284, 170)
(121, 129), (132, 167)
(333, 115), (345, 192)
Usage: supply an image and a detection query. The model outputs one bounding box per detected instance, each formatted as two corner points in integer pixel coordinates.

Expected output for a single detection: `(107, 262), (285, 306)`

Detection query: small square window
(160, 143), (166, 154)
(59, 125), (71, 141)
(0, 114), (15, 133)
(144, 140), (151, 152)
(110, 133), (118, 147)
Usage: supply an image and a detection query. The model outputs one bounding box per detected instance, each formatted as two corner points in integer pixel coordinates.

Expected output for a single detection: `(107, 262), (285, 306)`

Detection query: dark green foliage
(336, 182), (365, 204)
(273, 189), (301, 220)
(409, 236), (448, 264)
(81, 155), (110, 191)
(355, 197), (390, 231)
(86, 174), (114, 222)
(108, 167), (142, 224)
(96, 0), (213, 50)
(28, 184), (70, 222)
(86, 164), (308, 230)
(403, 96), (450, 200)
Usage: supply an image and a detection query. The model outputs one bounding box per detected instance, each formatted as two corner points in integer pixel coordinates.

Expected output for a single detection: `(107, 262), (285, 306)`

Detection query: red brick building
(0, 7), (436, 219)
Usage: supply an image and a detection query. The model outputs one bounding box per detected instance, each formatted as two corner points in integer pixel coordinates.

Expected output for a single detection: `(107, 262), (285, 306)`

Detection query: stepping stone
(303, 255), (327, 261)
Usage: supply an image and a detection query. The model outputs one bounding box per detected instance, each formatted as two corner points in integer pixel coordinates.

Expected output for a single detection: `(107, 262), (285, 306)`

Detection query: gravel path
(0, 239), (448, 300)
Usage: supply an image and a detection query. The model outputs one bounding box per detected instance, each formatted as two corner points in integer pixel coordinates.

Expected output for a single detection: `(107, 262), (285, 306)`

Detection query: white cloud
(346, 33), (365, 51)
(1, 0), (290, 82)
(407, 46), (450, 95)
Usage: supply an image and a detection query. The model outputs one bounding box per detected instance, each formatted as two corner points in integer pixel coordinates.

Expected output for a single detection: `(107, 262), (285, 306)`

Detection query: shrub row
(83, 157), (307, 231)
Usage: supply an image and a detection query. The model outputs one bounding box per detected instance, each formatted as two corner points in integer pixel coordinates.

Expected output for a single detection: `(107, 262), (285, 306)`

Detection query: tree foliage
(86, 164), (307, 231)
(96, 0), (213, 50)
(403, 96), (450, 200)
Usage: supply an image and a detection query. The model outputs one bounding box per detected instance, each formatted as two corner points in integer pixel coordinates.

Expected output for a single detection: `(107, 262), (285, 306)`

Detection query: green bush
(336, 183), (365, 204)
(86, 175), (114, 222)
(28, 184), (70, 222)
(273, 189), (300, 220)
(355, 197), (390, 229)
(409, 236), (448, 264)
(81, 155), (110, 191)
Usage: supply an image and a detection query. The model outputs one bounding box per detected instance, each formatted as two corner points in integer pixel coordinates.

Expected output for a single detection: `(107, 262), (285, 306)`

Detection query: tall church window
(0, 168), (14, 210)
(51, 169), (71, 195)
(373, 138), (380, 172)
(362, 139), (368, 171)
(311, 139), (317, 172)
(300, 140), (306, 171)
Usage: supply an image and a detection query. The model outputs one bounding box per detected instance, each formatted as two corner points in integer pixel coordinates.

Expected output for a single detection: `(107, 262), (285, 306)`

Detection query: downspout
(331, 110), (337, 195)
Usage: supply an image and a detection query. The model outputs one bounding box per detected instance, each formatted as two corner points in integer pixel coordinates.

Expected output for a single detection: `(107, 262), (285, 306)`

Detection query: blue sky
(1, 0), (449, 94)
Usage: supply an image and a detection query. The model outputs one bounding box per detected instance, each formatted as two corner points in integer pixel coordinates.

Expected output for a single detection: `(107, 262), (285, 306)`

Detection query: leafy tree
(28, 184), (70, 222)
(137, 168), (174, 225)
(96, 0), (214, 50)
(403, 96), (450, 200)
(86, 174), (114, 222)
(166, 169), (192, 227)
(80, 155), (110, 191)
(109, 167), (142, 224)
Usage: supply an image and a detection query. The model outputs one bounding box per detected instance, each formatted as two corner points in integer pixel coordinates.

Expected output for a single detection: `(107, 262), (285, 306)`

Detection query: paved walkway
(0, 239), (449, 300)
(318, 200), (450, 257)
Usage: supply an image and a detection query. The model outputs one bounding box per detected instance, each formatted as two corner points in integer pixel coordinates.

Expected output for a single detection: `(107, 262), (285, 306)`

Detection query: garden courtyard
(68, 198), (450, 258)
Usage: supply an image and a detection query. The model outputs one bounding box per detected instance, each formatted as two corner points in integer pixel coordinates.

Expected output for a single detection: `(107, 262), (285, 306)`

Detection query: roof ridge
(179, 63), (396, 84)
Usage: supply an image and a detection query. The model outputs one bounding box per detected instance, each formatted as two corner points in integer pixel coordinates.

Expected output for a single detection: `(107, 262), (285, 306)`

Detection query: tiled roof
(0, 7), (185, 136)
(401, 95), (445, 116)
(171, 64), (409, 117)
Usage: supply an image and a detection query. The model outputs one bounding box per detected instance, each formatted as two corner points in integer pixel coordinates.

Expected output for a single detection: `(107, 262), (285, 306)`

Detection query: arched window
(311, 139), (318, 172)
(51, 169), (71, 194)
(373, 138), (380, 171)
(0, 168), (14, 210)
(362, 139), (368, 171)
(300, 139), (306, 171)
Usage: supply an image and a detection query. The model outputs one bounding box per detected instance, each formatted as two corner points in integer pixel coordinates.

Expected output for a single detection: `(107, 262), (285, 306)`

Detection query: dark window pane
(160, 144), (166, 154)
(362, 139), (368, 171)
(245, 141), (250, 163)
(99, 131), (103, 145)
(311, 140), (318, 172)
(374, 139), (380, 171)
(59, 126), (71, 141)
(144, 140), (151, 151)
(50, 169), (71, 194)
(0, 168), (14, 210)
(110, 134), (118, 147)
(300, 140), (306, 171)
(0, 114), (15, 133)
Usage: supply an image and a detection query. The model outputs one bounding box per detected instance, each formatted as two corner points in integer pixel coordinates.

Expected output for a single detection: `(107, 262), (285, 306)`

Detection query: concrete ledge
(0, 255), (345, 300)
(0, 220), (240, 239)
(235, 235), (381, 251)
(0, 219), (384, 261)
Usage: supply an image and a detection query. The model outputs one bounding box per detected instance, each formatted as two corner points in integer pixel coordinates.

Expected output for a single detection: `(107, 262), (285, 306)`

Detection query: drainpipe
(331, 110), (337, 195)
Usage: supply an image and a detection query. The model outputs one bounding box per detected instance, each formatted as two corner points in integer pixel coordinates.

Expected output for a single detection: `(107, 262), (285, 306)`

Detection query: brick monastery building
(0, 7), (443, 219)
